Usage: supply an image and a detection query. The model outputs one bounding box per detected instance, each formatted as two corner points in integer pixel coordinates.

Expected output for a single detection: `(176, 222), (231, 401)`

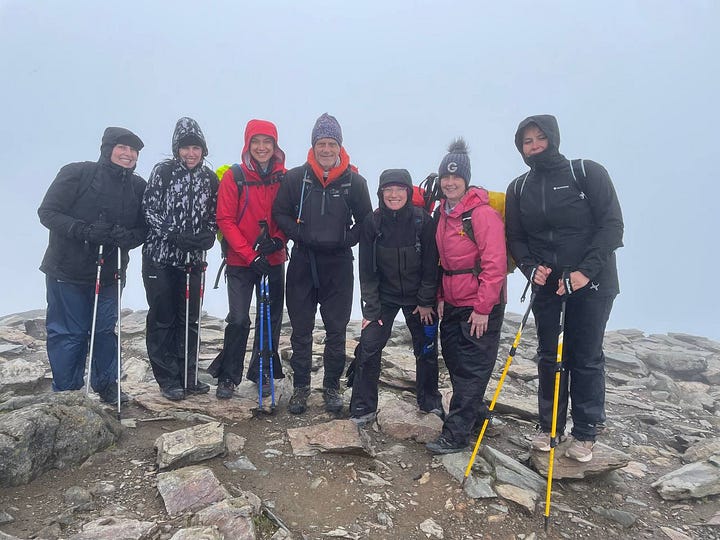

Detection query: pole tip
(544, 516), (549, 532)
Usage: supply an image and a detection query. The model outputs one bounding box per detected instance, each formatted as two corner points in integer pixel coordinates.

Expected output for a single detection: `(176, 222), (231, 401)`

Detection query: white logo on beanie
(447, 162), (458, 173)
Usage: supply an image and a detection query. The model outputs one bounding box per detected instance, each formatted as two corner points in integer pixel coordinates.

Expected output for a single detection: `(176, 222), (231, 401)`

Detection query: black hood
(172, 117), (208, 159)
(377, 168), (413, 210)
(514, 114), (566, 170)
(99, 127), (143, 171)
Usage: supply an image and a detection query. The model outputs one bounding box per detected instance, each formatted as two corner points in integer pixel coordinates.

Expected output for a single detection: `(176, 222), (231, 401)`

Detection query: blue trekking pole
(263, 274), (276, 410)
(257, 278), (266, 410)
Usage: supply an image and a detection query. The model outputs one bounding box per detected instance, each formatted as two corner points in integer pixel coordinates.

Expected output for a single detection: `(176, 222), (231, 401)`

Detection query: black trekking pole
(183, 251), (192, 390)
(194, 250), (207, 388)
(116, 246), (122, 419)
(263, 274), (276, 410)
(85, 244), (105, 396)
(462, 280), (534, 487)
(544, 271), (570, 532)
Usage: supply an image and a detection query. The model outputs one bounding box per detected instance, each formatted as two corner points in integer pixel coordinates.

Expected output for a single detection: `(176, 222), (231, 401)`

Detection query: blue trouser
(45, 276), (118, 392)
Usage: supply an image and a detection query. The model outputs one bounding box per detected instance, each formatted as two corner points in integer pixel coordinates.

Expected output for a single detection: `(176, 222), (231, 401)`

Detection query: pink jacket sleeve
(471, 206), (507, 314)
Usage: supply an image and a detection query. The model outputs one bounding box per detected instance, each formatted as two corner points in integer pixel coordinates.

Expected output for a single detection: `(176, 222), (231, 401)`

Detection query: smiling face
(522, 124), (549, 158)
(178, 145), (203, 169)
(110, 144), (138, 169)
(440, 174), (467, 205)
(313, 138), (341, 170)
(249, 134), (275, 168)
(381, 185), (408, 211)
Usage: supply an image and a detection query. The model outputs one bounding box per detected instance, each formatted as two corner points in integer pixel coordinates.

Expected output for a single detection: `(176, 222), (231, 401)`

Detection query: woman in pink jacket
(426, 138), (507, 454)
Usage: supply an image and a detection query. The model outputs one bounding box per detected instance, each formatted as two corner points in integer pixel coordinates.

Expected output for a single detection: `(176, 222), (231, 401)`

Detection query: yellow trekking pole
(544, 272), (569, 531)
(462, 281), (534, 487)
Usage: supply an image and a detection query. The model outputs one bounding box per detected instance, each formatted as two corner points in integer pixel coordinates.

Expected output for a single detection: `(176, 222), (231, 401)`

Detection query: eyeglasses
(381, 186), (407, 194)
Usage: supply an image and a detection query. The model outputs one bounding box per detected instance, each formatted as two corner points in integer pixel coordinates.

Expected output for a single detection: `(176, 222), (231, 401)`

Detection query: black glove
(250, 255), (271, 276)
(110, 225), (141, 250)
(168, 232), (197, 252)
(195, 229), (216, 250)
(257, 236), (283, 256)
(83, 221), (114, 245)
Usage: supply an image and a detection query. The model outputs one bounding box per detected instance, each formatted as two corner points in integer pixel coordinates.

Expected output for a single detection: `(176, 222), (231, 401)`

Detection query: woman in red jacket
(209, 120), (287, 399)
(426, 138), (507, 454)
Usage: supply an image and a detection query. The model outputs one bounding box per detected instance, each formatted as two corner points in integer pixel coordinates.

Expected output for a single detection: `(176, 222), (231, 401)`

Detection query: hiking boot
(161, 386), (185, 401)
(186, 379), (211, 395)
(99, 384), (130, 404)
(350, 411), (376, 427)
(323, 387), (343, 414)
(216, 379), (235, 400)
(426, 435), (467, 455)
(565, 437), (595, 462)
(531, 431), (567, 452)
(288, 386), (311, 414)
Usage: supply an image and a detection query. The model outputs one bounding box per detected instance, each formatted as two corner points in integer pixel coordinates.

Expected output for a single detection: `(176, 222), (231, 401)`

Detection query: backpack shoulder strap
(512, 171), (531, 199)
(569, 159), (588, 199)
(230, 164), (244, 191)
(460, 209), (476, 244)
(412, 206), (425, 253)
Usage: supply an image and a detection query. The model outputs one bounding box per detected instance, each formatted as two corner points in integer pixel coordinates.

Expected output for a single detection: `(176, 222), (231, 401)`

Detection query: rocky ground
(0, 308), (719, 540)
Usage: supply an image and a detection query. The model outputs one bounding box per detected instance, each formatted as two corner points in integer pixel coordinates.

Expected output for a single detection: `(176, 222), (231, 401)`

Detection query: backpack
(212, 163), (282, 288)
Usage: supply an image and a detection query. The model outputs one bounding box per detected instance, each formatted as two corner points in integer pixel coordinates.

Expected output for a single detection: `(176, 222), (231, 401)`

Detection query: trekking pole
(263, 274), (276, 410)
(257, 275), (266, 410)
(116, 246), (122, 419)
(183, 251), (192, 390)
(544, 272), (569, 532)
(462, 280), (533, 487)
(194, 251), (207, 387)
(85, 244), (105, 396)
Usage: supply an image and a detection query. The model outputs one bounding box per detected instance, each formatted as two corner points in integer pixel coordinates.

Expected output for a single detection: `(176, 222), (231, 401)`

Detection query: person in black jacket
(142, 117), (218, 401)
(349, 169), (442, 425)
(273, 113), (372, 415)
(38, 126), (146, 403)
(505, 114), (624, 462)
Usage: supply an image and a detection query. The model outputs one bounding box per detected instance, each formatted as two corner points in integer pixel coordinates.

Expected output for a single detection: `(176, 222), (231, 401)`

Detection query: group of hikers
(38, 112), (623, 464)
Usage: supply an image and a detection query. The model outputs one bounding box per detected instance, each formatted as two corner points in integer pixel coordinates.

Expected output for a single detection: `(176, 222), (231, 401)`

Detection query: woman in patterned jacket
(142, 117), (218, 401)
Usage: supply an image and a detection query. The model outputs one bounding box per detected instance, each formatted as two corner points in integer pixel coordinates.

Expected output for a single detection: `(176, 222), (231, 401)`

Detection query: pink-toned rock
(157, 466), (230, 517)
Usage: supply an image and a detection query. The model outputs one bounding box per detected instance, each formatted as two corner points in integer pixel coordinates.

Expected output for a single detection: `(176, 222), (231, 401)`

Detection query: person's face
(313, 138), (341, 170)
(179, 145), (203, 169)
(249, 135), (275, 167)
(522, 125), (549, 158)
(382, 185), (408, 211)
(110, 144), (138, 169)
(440, 174), (466, 204)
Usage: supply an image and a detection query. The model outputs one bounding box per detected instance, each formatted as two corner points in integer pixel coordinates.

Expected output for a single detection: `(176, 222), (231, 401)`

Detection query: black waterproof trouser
(285, 245), (353, 389)
(440, 302), (505, 445)
(210, 264), (285, 385)
(533, 289), (615, 441)
(350, 304), (443, 417)
(142, 257), (201, 390)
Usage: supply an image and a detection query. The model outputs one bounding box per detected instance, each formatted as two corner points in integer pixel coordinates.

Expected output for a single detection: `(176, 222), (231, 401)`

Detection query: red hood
(242, 119), (286, 172)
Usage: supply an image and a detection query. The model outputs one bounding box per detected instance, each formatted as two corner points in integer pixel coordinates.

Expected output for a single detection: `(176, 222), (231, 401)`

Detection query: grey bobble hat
(311, 113), (343, 146)
(438, 137), (471, 185)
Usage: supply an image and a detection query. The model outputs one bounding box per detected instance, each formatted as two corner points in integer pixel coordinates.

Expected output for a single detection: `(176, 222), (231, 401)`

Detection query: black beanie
(177, 133), (205, 149)
(438, 138), (471, 185)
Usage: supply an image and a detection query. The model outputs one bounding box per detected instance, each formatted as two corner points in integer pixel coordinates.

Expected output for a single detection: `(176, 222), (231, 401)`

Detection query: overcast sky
(1, 1), (717, 339)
